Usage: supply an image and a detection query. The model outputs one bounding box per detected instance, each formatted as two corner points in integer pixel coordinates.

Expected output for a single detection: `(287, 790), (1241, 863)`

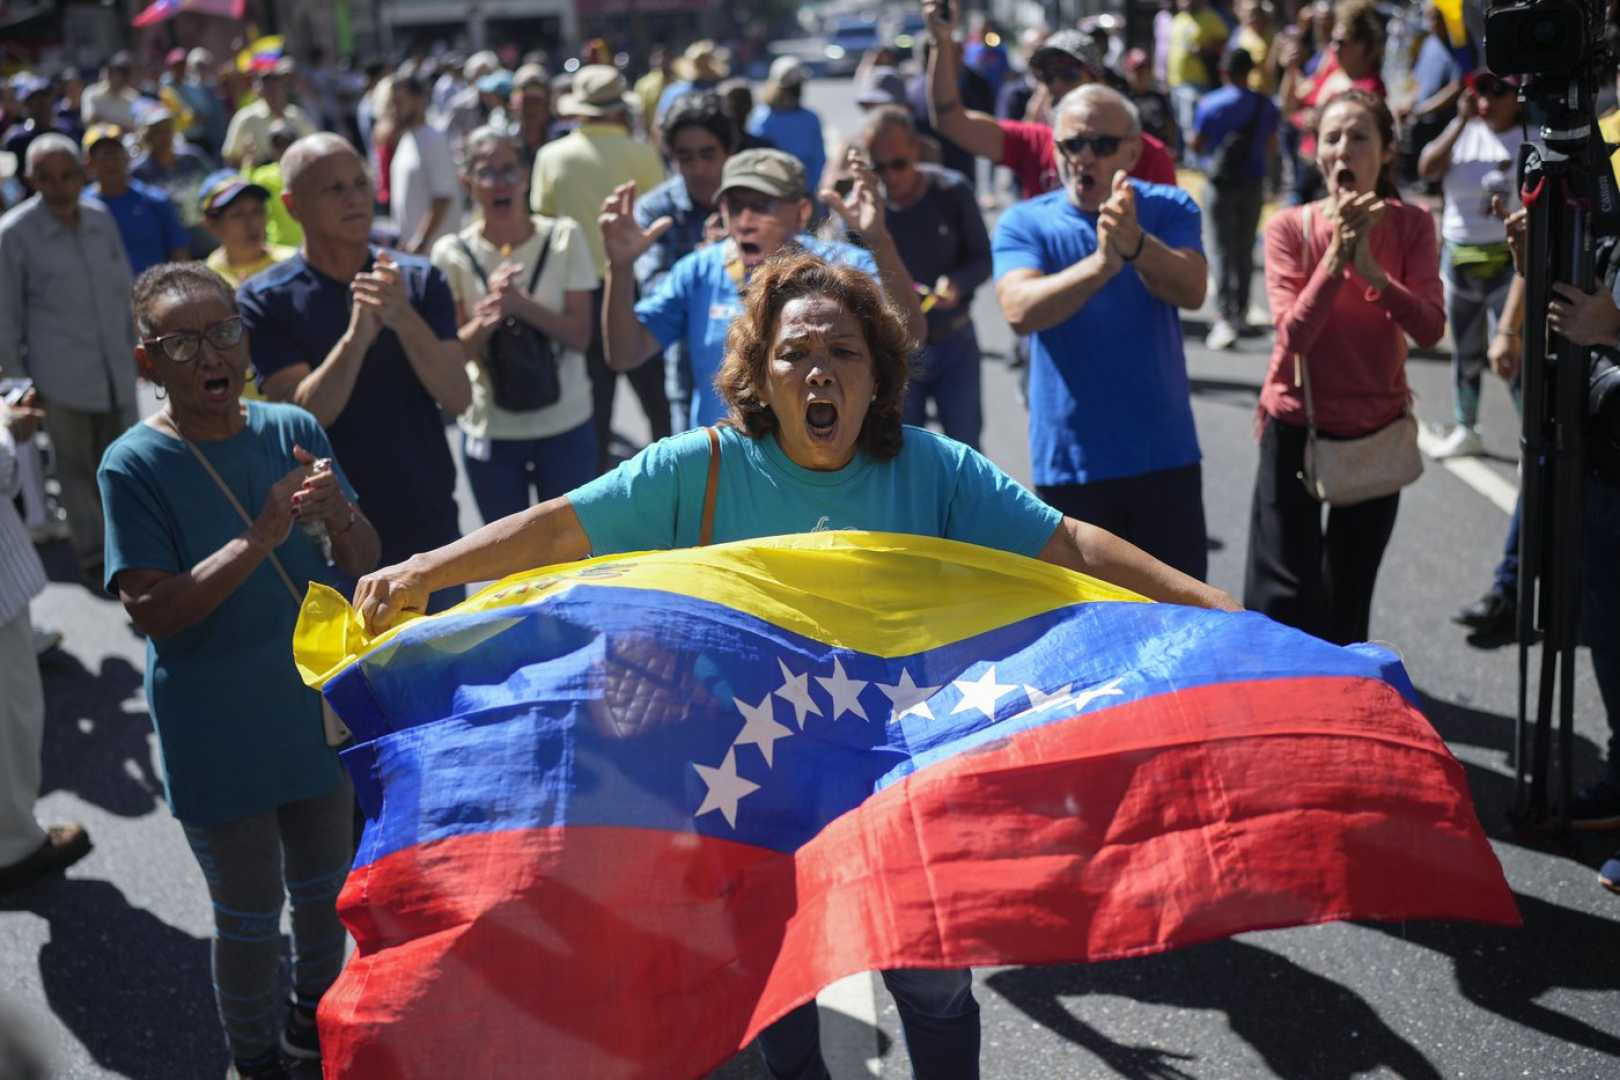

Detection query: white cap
(768, 56), (808, 89)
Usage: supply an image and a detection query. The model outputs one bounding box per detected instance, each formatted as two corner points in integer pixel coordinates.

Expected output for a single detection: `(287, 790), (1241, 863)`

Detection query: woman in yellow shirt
(197, 171), (295, 400)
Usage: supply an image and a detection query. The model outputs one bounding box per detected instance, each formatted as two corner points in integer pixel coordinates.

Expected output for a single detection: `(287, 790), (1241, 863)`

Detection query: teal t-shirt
(569, 424), (1062, 556)
(97, 402), (358, 825)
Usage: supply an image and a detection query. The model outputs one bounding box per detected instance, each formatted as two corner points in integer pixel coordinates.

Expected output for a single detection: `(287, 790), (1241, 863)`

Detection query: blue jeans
(902, 323), (983, 450)
(755, 967), (980, 1080)
(1441, 243), (1516, 428)
(461, 420), (597, 525)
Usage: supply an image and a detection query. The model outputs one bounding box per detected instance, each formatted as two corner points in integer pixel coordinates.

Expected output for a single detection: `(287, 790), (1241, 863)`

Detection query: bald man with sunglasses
(993, 85), (1211, 582)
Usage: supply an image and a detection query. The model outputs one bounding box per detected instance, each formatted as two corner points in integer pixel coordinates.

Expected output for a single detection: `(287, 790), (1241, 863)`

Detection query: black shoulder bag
(456, 226), (559, 412)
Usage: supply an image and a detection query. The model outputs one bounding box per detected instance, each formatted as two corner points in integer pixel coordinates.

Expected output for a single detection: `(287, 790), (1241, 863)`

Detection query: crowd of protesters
(2, 0), (1620, 1075)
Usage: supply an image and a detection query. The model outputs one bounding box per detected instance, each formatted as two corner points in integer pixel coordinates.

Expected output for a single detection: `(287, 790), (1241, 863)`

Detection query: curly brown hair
(713, 249), (912, 460)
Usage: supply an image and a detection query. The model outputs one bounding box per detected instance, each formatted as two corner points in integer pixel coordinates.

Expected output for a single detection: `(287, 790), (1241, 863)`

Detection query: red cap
(165, 47), (188, 66)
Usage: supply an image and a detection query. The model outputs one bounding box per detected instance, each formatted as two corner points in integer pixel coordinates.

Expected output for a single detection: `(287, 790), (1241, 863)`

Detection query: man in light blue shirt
(601, 148), (926, 431)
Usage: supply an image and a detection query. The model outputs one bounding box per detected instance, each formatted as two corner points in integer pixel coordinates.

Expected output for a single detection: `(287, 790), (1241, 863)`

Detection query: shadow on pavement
(38, 651), (162, 818)
(1187, 375), (1263, 409)
(0, 877), (225, 1079)
(704, 1008), (893, 1079)
(986, 938), (1444, 1080)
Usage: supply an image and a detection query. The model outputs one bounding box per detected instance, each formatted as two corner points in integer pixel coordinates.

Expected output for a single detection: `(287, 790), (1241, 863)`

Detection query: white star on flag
(951, 664), (1017, 717)
(815, 656), (869, 722)
(772, 658), (821, 729)
(693, 748), (759, 829)
(877, 667), (941, 720)
(1069, 676), (1126, 712)
(732, 694), (793, 767)
(1023, 683), (1073, 711)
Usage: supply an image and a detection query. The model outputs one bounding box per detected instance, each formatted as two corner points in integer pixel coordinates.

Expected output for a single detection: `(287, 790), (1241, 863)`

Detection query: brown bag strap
(180, 436), (302, 605)
(1294, 203), (1318, 433)
(699, 425), (721, 547)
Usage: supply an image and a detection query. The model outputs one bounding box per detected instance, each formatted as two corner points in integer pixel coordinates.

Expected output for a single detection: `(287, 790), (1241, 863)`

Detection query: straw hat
(558, 65), (635, 118)
(675, 40), (729, 82)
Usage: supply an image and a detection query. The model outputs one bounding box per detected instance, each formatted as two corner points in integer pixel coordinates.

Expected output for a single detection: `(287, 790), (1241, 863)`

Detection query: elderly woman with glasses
(97, 263), (380, 1079)
(430, 125), (598, 525)
(352, 248), (1236, 1078)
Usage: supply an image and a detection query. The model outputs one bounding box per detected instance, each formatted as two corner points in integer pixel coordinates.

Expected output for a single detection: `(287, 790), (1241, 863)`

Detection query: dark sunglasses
(873, 157), (914, 175)
(1056, 133), (1125, 159)
(472, 165), (525, 186)
(142, 316), (244, 364)
(1034, 60), (1087, 86)
(1473, 75), (1515, 97)
(721, 192), (780, 216)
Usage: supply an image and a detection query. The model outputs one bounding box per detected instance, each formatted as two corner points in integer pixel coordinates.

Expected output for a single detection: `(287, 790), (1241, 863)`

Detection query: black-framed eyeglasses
(1056, 133), (1125, 159)
(472, 165), (525, 186)
(721, 192), (780, 216)
(142, 316), (244, 364)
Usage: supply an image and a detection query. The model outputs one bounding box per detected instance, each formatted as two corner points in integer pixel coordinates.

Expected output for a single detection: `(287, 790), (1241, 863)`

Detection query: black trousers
(1242, 419), (1400, 645)
(587, 285), (671, 468)
(1038, 463), (1208, 582)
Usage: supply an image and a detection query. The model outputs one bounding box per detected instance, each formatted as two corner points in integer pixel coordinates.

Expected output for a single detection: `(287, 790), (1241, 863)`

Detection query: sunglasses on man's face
(1056, 133), (1125, 159)
(1473, 76), (1515, 98)
(873, 157), (915, 175)
(721, 192), (780, 216)
(142, 316), (244, 364)
(1036, 61), (1087, 86)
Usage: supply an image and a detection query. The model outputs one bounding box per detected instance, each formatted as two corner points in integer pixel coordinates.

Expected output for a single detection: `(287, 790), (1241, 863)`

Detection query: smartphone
(2, 379), (33, 405)
(833, 177), (855, 198)
(937, 0), (952, 23)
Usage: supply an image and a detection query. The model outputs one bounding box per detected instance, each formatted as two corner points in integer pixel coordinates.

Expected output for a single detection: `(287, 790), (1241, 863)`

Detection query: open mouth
(738, 241), (761, 257)
(202, 375), (233, 402)
(805, 400), (838, 441)
(1079, 172), (1098, 192)
(492, 195), (514, 211)
(1334, 167), (1358, 191)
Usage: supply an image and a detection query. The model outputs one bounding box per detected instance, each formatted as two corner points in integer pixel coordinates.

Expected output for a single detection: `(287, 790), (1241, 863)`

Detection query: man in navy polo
(238, 133), (471, 610)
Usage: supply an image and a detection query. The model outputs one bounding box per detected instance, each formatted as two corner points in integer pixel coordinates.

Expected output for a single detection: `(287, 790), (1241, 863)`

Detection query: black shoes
(0, 824), (92, 895)
(1454, 589), (1517, 637)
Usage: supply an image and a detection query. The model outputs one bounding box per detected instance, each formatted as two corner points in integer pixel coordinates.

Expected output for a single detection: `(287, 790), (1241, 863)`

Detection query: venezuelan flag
(293, 532), (1517, 1078)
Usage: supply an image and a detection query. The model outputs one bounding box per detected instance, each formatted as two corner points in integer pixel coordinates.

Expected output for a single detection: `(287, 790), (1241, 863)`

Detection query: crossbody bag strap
(1295, 203), (1318, 432)
(700, 425), (721, 547)
(524, 222), (553, 294)
(180, 437), (302, 605)
(454, 236), (491, 291)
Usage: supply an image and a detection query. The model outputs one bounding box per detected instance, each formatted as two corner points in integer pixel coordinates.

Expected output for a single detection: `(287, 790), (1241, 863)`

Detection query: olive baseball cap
(719, 148), (807, 200)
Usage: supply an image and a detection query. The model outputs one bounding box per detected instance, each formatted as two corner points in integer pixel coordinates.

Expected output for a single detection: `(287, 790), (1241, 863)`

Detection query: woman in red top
(1245, 89), (1444, 644)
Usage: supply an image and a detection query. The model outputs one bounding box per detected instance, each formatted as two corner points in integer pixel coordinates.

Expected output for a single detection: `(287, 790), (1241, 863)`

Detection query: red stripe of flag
(319, 675), (1516, 1078)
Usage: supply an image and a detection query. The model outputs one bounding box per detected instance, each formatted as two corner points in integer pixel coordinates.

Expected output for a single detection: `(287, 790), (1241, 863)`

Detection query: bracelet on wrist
(1122, 231), (1147, 262)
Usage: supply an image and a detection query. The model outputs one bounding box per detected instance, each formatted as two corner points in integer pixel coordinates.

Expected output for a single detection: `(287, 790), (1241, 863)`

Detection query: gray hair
(24, 133), (79, 175)
(860, 104), (917, 146)
(131, 262), (236, 340)
(462, 124), (522, 166)
(1054, 84), (1141, 136)
(280, 132), (361, 194)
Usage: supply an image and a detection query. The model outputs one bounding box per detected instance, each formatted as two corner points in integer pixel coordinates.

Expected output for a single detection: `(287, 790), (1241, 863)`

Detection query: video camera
(1485, 0), (1608, 77)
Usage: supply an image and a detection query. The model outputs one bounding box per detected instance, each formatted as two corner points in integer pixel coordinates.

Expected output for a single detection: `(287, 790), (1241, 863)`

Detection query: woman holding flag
(352, 248), (1236, 1078)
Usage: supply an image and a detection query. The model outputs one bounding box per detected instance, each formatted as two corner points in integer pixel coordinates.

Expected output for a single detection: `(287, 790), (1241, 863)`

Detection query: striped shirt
(0, 424), (48, 626)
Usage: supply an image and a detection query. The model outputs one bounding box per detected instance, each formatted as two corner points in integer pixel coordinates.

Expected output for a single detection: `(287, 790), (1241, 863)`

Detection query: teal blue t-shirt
(97, 402), (359, 825)
(569, 424), (1062, 556)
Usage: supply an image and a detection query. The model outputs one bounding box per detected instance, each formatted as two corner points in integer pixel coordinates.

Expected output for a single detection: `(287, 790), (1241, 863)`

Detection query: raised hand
(922, 0), (957, 41)
(249, 458), (316, 550)
(821, 152), (888, 238)
(599, 181), (672, 269)
(1097, 170), (1142, 262)
(352, 252), (413, 329)
(289, 444), (349, 530)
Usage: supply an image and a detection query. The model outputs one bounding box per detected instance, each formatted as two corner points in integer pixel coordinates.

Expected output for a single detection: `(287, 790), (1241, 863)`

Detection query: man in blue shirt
(83, 123), (188, 275)
(994, 84), (1210, 580)
(602, 148), (926, 430)
(238, 133), (472, 612)
(634, 92), (735, 434)
(1191, 49), (1278, 349)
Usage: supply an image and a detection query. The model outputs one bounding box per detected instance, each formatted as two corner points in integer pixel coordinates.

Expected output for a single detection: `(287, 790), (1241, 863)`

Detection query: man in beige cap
(533, 64), (670, 467)
(600, 146), (926, 430)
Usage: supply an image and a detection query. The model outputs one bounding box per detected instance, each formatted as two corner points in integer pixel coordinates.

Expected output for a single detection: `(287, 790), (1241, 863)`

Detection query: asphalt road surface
(4, 79), (1618, 1079)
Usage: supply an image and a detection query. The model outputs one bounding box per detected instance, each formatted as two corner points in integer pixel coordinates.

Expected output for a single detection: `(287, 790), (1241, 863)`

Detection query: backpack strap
(699, 425), (721, 547)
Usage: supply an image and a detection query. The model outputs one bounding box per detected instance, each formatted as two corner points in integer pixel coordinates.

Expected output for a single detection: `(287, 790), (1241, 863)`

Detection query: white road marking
(818, 972), (883, 1076)
(1416, 423), (1519, 515)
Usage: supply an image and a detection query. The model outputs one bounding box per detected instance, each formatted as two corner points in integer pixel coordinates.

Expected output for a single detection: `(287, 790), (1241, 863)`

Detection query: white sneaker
(1430, 425), (1486, 460)
(1205, 319), (1238, 350)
